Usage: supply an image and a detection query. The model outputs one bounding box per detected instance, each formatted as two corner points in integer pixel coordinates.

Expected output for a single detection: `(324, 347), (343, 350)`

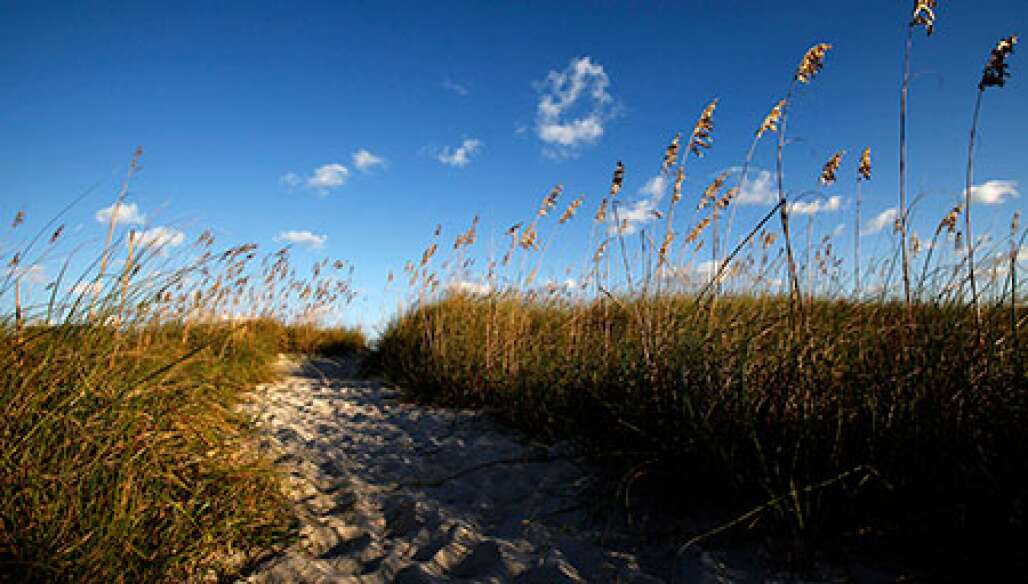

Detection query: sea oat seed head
(50, 224), (64, 244)
(858, 147), (872, 181)
(609, 162), (625, 199)
(671, 166), (685, 204)
(756, 99), (786, 139)
(662, 134), (681, 173)
(980, 35), (1018, 90)
(559, 196), (584, 224)
(911, 0), (937, 36)
(594, 198), (609, 223)
(11, 210), (24, 229)
(538, 185), (563, 216)
(820, 150), (845, 186)
(795, 43), (832, 84)
(689, 99), (718, 158)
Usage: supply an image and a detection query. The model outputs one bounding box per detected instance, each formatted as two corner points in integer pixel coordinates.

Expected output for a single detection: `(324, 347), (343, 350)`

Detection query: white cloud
(70, 281), (103, 296)
(735, 170), (777, 205)
(437, 138), (482, 168)
(137, 226), (186, 249)
(537, 116), (604, 147)
(535, 56), (616, 156)
(281, 164), (350, 195)
(448, 279), (492, 295)
(861, 208), (898, 236)
(967, 180), (1019, 205)
(611, 176), (667, 235)
(441, 79), (470, 96)
(7, 264), (46, 284)
(275, 230), (327, 249)
(307, 163), (349, 191)
(832, 223), (846, 237)
(352, 149), (386, 172)
(788, 195), (842, 215)
(639, 175), (667, 199)
(95, 202), (145, 226)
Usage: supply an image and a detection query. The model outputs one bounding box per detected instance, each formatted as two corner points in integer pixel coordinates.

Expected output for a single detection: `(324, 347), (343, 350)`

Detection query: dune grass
(1, 202), (364, 581)
(372, 23), (1025, 576)
(375, 294), (1025, 568)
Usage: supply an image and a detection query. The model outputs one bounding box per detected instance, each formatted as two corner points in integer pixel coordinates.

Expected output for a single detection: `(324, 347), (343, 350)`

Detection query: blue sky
(1, 1), (1025, 331)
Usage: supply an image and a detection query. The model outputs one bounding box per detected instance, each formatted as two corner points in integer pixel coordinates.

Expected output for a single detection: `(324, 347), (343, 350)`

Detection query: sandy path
(237, 355), (679, 583)
(237, 356), (897, 583)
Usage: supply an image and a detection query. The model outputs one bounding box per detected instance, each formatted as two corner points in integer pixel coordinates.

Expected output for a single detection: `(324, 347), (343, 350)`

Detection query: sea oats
(420, 243), (438, 267)
(756, 99), (785, 139)
(689, 99), (718, 158)
(538, 185), (562, 216)
(11, 210), (24, 229)
(559, 196), (584, 224)
(662, 133), (681, 173)
(858, 147), (872, 181)
(911, 0), (937, 35)
(594, 198), (609, 223)
(609, 161), (625, 199)
(698, 171), (730, 211)
(593, 239), (610, 263)
(795, 43), (832, 84)
(980, 35), (1018, 90)
(820, 150), (844, 185)
(671, 165), (685, 204)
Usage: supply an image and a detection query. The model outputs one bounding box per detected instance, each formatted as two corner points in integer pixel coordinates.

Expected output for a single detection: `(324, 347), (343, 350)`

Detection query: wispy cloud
(441, 79), (470, 96)
(535, 56), (616, 157)
(275, 229), (327, 249)
(137, 226), (186, 249)
(280, 163), (350, 195)
(735, 169), (777, 206)
(967, 180), (1019, 205)
(611, 175), (666, 235)
(352, 149), (386, 172)
(437, 138), (482, 168)
(787, 195), (842, 215)
(861, 208), (898, 236)
(6, 264), (46, 284)
(95, 202), (145, 226)
(70, 281), (103, 296)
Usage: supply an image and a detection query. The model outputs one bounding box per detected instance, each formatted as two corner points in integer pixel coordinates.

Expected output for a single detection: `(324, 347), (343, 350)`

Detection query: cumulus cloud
(307, 164), (349, 190)
(275, 230), (327, 249)
(535, 56), (616, 157)
(861, 208), (898, 236)
(281, 164), (350, 195)
(735, 170), (777, 205)
(611, 176), (667, 235)
(437, 139), (482, 168)
(787, 195), (843, 215)
(967, 180), (1019, 205)
(352, 149), (386, 172)
(95, 202), (145, 226)
(441, 79), (470, 96)
(137, 226), (186, 249)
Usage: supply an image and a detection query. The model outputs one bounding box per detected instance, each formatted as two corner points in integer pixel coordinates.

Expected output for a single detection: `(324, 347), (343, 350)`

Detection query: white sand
(238, 356), (893, 583)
